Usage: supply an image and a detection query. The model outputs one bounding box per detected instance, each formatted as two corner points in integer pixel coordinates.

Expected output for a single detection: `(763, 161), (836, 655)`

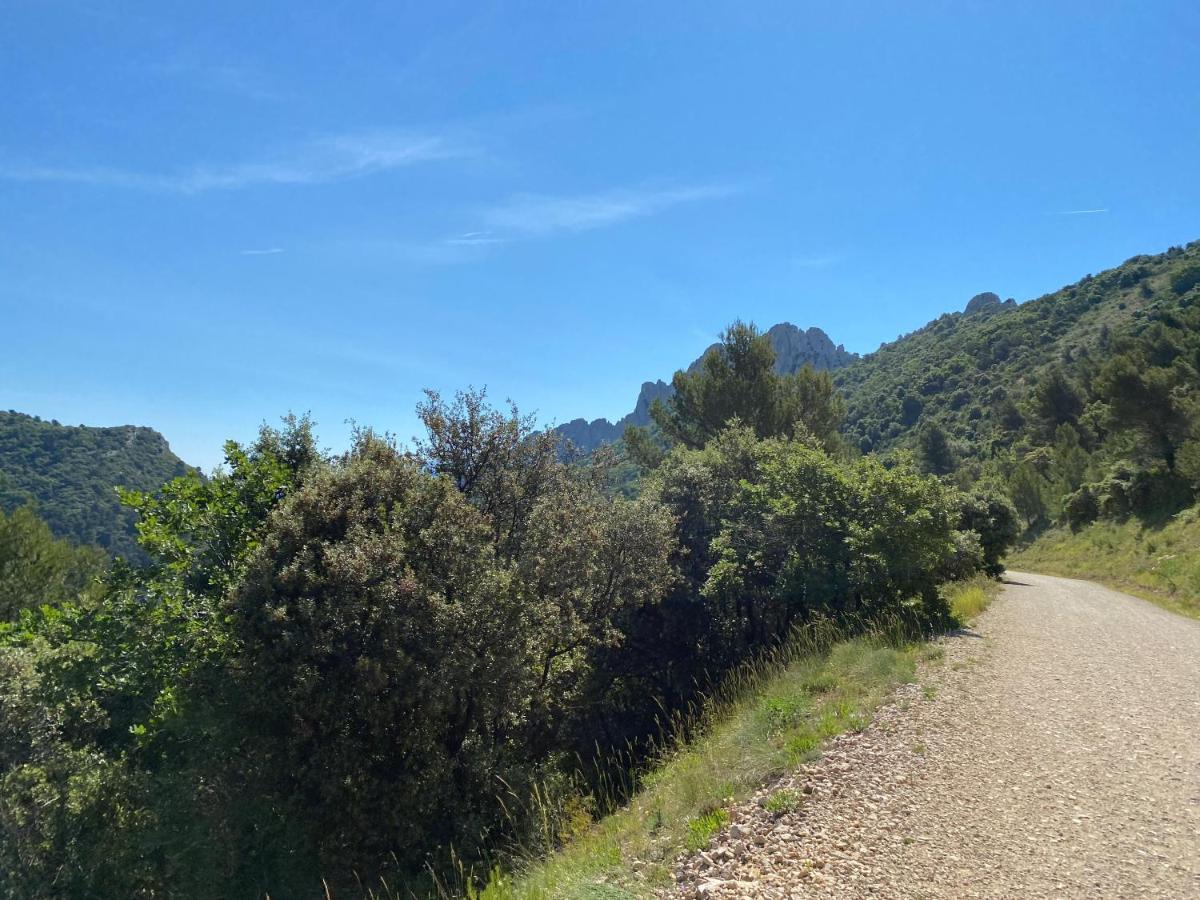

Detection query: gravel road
(667, 572), (1200, 898)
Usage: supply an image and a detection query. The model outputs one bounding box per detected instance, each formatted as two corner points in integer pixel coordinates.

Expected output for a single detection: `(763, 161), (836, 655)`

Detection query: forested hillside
(836, 240), (1200, 529)
(0, 412), (195, 558)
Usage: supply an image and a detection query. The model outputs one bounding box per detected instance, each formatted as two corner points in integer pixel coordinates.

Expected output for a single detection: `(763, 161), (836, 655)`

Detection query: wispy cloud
(444, 230), (507, 247)
(0, 131), (468, 193)
(792, 253), (843, 269)
(1051, 207), (1109, 216)
(325, 181), (743, 268)
(480, 184), (743, 236)
(240, 247), (285, 256)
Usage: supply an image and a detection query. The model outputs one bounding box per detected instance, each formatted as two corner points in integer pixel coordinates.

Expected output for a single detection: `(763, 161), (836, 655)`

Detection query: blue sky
(2, 1), (1198, 470)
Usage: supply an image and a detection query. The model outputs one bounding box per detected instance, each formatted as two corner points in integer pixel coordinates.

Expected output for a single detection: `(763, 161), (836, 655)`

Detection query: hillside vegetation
(836, 241), (1200, 537)
(0, 412), (194, 558)
(0, 328), (1012, 899)
(837, 241), (1199, 459)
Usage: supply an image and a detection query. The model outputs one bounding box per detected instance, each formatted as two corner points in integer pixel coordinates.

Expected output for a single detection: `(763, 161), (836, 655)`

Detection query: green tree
(0, 505), (104, 619)
(1031, 367), (1084, 437)
(917, 423), (956, 475)
(641, 321), (844, 455)
(1095, 356), (1192, 469)
(1009, 461), (1048, 528)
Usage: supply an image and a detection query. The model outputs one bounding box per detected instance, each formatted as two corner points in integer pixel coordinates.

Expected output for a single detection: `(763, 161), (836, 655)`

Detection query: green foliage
(1009, 461), (1049, 528)
(0, 412), (194, 559)
(684, 808), (729, 850)
(917, 422), (955, 475)
(955, 489), (1019, 576)
(0, 419), (320, 898)
(1169, 262), (1200, 296)
(637, 321), (845, 456)
(231, 416), (675, 876)
(0, 400), (678, 897)
(0, 505), (105, 619)
(1063, 484), (1101, 529)
(1031, 368), (1084, 438)
(0, 363), (1000, 895)
(763, 789), (802, 815)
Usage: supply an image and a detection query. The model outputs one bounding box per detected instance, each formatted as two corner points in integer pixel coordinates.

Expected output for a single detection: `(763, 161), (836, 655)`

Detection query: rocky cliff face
(556, 380), (672, 451)
(766, 323), (857, 373)
(557, 324), (857, 453)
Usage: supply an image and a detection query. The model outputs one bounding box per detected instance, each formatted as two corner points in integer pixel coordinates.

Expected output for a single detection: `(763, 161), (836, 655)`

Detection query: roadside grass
(1009, 507), (1200, 621)
(464, 622), (923, 900)
(945, 575), (1000, 625)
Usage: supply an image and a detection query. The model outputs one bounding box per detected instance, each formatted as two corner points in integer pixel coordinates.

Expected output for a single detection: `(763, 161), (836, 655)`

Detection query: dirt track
(668, 572), (1200, 898)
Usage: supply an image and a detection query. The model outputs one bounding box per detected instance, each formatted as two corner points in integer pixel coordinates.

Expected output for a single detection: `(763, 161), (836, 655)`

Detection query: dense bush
(1063, 484), (1101, 530)
(956, 490), (1020, 576)
(230, 421), (674, 876)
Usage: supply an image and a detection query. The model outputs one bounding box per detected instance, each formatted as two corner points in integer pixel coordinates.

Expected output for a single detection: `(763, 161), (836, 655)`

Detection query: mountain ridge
(0, 411), (195, 558)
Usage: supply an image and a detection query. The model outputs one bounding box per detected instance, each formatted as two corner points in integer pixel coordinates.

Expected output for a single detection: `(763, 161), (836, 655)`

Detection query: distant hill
(557, 323), (857, 452)
(835, 240), (1200, 457)
(0, 412), (195, 558)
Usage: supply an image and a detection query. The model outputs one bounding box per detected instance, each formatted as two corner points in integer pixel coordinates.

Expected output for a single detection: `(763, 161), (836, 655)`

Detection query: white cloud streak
(792, 254), (843, 269)
(240, 247), (285, 256)
(1052, 208), (1109, 215)
(480, 184), (743, 235)
(0, 131), (466, 193)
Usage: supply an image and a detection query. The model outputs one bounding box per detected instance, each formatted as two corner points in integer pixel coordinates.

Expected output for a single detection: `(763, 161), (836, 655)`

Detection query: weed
(763, 789), (802, 815)
(685, 808), (729, 850)
(786, 731), (822, 762)
(756, 694), (811, 736)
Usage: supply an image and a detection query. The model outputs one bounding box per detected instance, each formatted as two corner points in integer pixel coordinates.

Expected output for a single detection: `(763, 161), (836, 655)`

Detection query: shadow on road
(945, 627), (984, 639)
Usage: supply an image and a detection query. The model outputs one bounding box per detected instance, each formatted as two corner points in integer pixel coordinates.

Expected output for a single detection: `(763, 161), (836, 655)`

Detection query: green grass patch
(944, 575), (1000, 624)
(477, 632), (917, 899)
(1009, 508), (1200, 620)
(684, 809), (729, 851)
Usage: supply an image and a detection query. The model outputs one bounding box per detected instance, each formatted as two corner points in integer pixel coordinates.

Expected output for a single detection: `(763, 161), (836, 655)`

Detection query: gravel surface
(666, 572), (1200, 898)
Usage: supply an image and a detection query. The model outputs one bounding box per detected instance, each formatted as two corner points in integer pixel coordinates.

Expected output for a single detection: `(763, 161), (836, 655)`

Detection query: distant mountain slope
(558, 323), (857, 452)
(0, 412), (195, 558)
(835, 240), (1200, 455)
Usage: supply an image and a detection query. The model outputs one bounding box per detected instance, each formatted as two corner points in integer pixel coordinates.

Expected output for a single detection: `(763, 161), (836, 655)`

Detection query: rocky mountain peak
(964, 292), (1018, 315)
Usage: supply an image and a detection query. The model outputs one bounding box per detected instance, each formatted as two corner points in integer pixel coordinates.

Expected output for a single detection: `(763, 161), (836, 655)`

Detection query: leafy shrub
(956, 490), (1019, 575)
(1063, 484), (1101, 530)
(1170, 262), (1200, 296)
